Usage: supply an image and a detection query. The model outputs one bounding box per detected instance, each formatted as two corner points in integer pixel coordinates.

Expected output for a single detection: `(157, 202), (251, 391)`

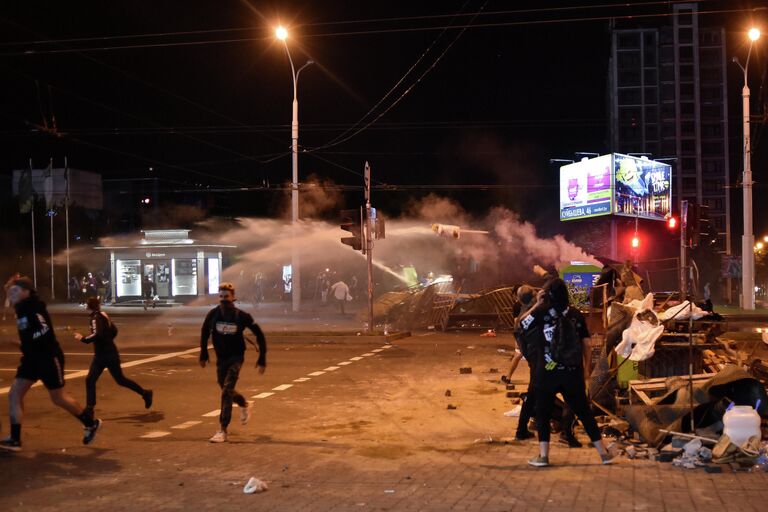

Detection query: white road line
(308, 371), (325, 376)
(171, 421), (202, 430)
(0, 345), (211, 395)
(202, 409), (221, 417)
(272, 384), (293, 391)
(371, 349), (383, 353)
(253, 392), (274, 399)
(141, 431), (172, 439)
(337, 361), (352, 366)
(361, 353), (375, 357)
(349, 357), (363, 361)
(323, 366), (340, 372)
(293, 377), (310, 383)
(381, 345), (393, 349)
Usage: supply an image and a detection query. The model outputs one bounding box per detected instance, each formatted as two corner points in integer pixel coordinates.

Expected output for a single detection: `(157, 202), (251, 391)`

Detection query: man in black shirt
(200, 282), (267, 443)
(0, 277), (101, 452)
(74, 297), (153, 415)
(518, 278), (616, 467)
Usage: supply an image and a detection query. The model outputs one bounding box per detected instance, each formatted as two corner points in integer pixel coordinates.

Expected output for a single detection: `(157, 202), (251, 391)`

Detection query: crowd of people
(2, 265), (619, 466)
(1, 277), (267, 451)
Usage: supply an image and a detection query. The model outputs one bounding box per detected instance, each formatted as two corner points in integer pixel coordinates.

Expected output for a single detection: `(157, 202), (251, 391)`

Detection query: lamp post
(276, 26), (314, 313)
(734, 27), (761, 309)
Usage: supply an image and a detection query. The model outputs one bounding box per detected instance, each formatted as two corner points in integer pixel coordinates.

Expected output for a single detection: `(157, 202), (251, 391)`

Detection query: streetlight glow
(757, 242), (765, 250)
(748, 28), (761, 41)
(275, 26), (288, 41)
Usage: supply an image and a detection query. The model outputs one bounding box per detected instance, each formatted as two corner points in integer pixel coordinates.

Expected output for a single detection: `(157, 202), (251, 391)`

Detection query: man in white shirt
(329, 280), (351, 314)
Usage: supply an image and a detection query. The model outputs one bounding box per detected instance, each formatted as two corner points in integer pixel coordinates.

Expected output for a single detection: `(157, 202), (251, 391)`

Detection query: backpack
(550, 313), (583, 367)
(100, 312), (118, 339)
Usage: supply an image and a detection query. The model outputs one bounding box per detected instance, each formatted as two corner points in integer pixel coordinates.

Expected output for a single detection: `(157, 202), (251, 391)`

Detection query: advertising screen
(559, 155), (613, 221)
(613, 153), (671, 221)
(116, 259), (141, 296)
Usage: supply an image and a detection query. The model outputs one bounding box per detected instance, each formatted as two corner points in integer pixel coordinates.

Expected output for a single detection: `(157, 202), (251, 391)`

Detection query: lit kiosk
(96, 229), (235, 304)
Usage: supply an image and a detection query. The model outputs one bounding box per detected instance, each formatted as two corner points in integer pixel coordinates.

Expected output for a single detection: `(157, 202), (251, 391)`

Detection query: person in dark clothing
(142, 275), (156, 310)
(0, 277), (101, 452)
(200, 282), (267, 443)
(513, 285), (581, 447)
(74, 297), (153, 414)
(518, 278), (616, 467)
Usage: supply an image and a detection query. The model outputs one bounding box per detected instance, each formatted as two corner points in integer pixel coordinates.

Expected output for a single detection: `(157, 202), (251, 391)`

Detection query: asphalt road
(1, 308), (767, 511)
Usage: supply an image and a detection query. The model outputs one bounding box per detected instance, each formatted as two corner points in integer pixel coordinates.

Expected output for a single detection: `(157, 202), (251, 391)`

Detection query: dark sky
(0, 1), (765, 234)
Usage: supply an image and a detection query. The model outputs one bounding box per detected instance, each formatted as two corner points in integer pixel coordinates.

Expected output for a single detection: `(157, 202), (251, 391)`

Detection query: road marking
(337, 361), (352, 366)
(308, 371), (325, 376)
(141, 431), (172, 439)
(293, 377), (310, 383)
(253, 392), (274, 399)
(202, 409), (220, 417)
(0, 345), (212, 395)
(381, 345), (393, 349)
(349, 356), (363, 361)
(323, 366), (340, 372)
(272, 384), (293, 391)
(171, 421), (202, 430)
(361, 353), (374, 357)
(371, 349), (383, 353)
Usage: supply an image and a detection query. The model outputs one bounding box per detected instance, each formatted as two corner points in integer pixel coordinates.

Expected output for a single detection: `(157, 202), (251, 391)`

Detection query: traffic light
(340, 208), (363, 251)
(667, 215), (677, 230)
(631, 235), (640, 249)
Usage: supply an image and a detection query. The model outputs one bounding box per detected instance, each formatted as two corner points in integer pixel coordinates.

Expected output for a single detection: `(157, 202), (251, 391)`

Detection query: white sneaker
(209, 430), (227, 443)
(240, 401), (253, 425)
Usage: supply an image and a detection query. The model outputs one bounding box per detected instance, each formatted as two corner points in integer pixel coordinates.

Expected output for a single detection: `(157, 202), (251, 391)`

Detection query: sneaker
(527, 455), (550, 467)
(209, 430), (227, 443)
(143, 390), (154, 409)
(558, 433), (583, 448)
(600, 443), (620, 465)
(83, 418), (102, 445)
(240, 401), (252, 425)
(514, 430), (535, 441)
(0, 437), (21, 452)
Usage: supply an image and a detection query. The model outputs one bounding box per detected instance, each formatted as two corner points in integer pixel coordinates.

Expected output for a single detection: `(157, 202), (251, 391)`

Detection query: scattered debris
(504, 406), (522, 417)
(459, 367), (472, 374)
(384, 490), (396, 494)
(447, 404), (457, 410)
(444, 389), (452, 397)
(506, 391), (521, 398)
(497, 348), (507, 354)
(489, 368), (499, 373)
(480, 330), (497, 337)
(243, 477), (268, 494)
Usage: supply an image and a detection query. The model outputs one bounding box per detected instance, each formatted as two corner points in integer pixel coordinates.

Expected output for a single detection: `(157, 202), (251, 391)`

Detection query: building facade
(610, 2), (731, 255)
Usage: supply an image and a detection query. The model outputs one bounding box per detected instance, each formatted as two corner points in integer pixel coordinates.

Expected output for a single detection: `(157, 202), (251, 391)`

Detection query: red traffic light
(631, 236), (640, 248)
(667, 216), (677, 229)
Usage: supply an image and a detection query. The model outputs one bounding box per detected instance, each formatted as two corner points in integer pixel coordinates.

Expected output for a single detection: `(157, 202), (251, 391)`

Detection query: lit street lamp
(276, 26), (314, 312)
(734, 27), (761, 309)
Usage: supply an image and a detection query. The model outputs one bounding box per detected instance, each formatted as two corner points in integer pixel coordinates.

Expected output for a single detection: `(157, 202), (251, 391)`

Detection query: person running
(0, 277), (101, 452)
(518, 278), (616, 467)
(200, 282), (267, 443)
(74, 297), (153, 416)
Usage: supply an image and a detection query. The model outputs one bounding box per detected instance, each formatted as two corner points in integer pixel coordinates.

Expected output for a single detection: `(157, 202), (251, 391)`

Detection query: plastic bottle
(722, 405), (761, 447)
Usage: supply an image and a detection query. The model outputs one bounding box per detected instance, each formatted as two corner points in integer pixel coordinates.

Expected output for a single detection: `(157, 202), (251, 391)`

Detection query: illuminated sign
(559, 155), (613, 221)
(560, 154), (672, 222)
(613, 153), (671, 221)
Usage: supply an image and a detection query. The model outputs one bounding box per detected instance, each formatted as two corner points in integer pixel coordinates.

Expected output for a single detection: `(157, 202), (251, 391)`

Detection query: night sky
(0, 1), (765, 236)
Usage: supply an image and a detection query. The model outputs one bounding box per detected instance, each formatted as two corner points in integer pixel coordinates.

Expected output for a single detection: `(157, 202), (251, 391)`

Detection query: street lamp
(733, 28), (761, 309)
(276, 26), (314, 313)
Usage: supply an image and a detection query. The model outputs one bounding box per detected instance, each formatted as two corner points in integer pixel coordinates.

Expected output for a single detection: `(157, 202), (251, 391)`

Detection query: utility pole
(364, 162), (374, 334)
(680, 200), (688, 298)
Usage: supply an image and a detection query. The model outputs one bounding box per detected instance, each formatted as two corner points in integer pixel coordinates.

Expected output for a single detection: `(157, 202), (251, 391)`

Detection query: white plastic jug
(722, 405), (761, 446)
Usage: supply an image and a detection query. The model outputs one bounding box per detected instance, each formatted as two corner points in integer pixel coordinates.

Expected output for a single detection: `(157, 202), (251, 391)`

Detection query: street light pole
(277, 27), (313, 313)
(735, 28), (760, 310)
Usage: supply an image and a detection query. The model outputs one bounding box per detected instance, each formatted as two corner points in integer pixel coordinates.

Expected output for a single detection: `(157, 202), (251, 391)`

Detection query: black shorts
(16, 351), (66, 390)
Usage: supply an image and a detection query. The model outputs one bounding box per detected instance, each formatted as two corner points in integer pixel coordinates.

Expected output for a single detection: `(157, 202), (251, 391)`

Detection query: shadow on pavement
(107, 411), (165, 424)
(0, 447), (121, 498)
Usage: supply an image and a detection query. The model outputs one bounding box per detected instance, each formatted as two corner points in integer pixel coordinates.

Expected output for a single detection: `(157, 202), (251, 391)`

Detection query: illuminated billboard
(559, 155), (613, 220)
(559, 154), (672, 222)
(613, 153), (671, 221)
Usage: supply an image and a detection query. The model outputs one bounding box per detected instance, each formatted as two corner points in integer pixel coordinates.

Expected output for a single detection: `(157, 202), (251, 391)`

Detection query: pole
(680, 200), (688, 298)
(291, 94), (301, 313)
(364, 162), (374, 334)
(688, 300), (695, 432)
(65, 157), (71, 301)
(741, 79), (755, 310)
(29, 158), (37, 289)
(50, 208), (54, 300)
